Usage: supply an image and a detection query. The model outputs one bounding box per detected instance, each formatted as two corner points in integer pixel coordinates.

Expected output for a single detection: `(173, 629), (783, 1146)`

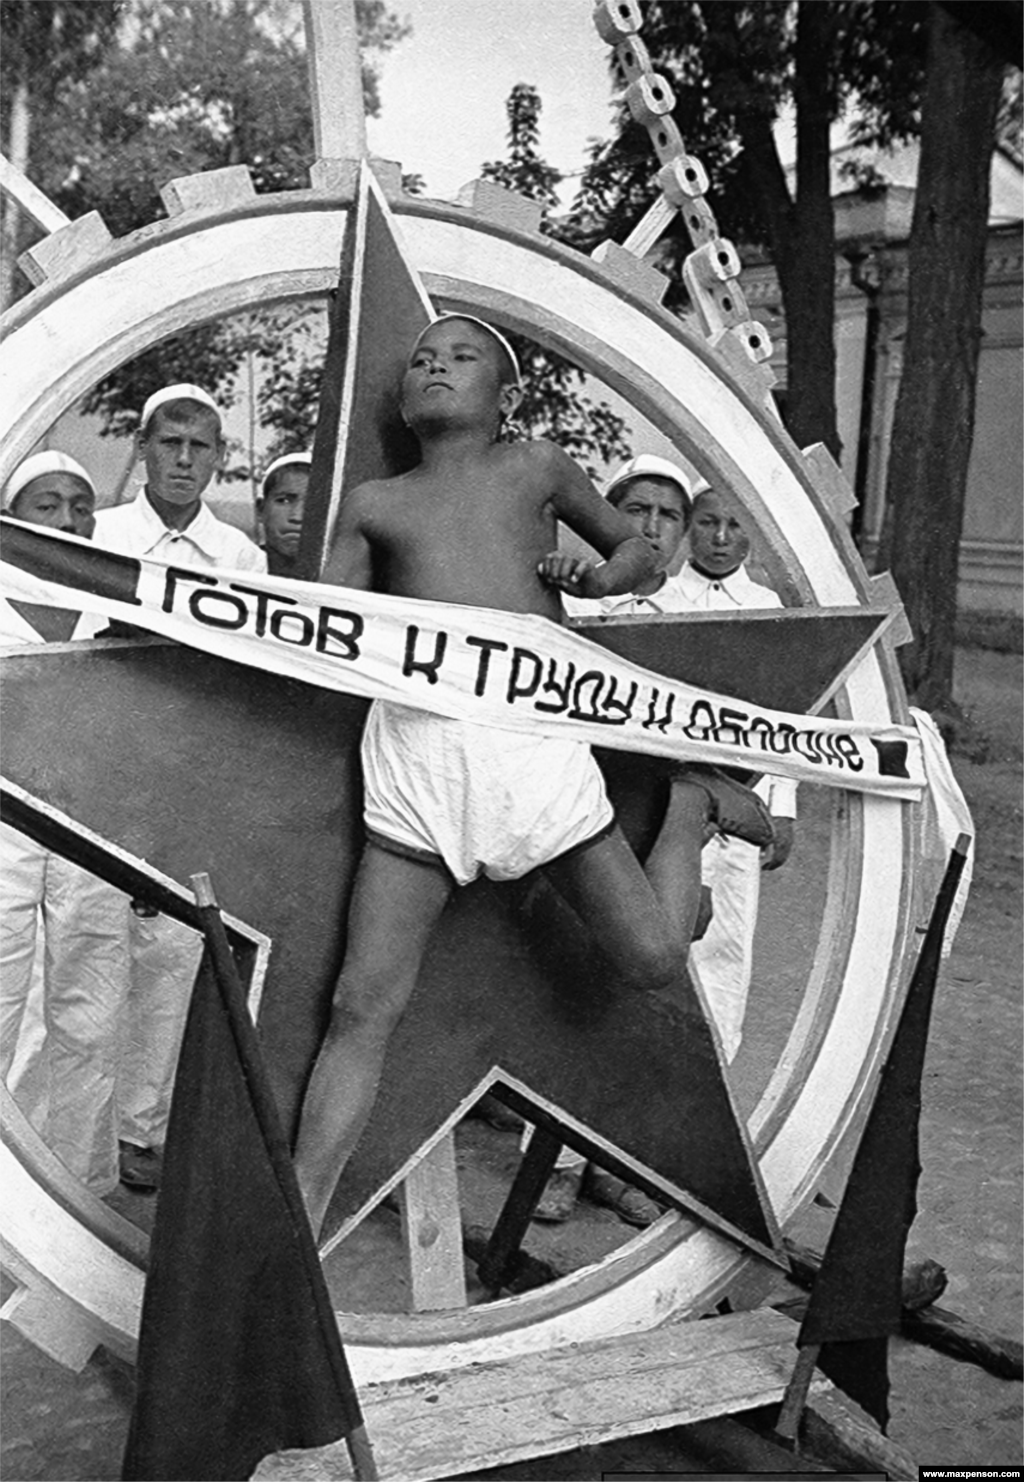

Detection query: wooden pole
(773, 1342), (820, 1444)
(302, 0), (367, 162)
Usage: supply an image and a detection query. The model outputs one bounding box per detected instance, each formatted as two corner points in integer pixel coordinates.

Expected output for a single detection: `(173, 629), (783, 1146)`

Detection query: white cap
(4, 451), (96, 510)
(260, 451), (312, 498)
(414, 313), (522, 387)
(140, 383), (222, 433)
(604, 454), (694, 508)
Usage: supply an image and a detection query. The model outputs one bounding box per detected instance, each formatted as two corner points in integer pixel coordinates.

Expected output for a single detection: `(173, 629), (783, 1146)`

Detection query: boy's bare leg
(294, 842), (452, 1239)
(545, 777), (709, 990)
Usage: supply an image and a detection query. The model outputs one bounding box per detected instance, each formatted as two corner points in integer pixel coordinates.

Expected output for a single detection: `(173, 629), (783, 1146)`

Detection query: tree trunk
(734, 2), (841, 459)
(0, 77), (31, 313)
(781, 0), (841, 459)
(879, 3), (1004, 713)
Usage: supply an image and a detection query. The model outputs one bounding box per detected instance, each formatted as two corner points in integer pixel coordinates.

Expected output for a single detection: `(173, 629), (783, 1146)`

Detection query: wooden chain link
(592, 0), (773, 366)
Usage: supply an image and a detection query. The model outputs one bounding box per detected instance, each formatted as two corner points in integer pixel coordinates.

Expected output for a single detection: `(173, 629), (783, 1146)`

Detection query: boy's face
(9, 472), (95, 538)
(259, 467), (309, 558)
(140, 402), (224, 507)
(611, 477), (689, 573)
(688, 488), (750, 577)
(401, 320), (520, 433)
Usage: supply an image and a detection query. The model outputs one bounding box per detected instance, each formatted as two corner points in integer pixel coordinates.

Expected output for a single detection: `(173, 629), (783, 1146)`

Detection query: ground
(1, 645), (1021, 1481)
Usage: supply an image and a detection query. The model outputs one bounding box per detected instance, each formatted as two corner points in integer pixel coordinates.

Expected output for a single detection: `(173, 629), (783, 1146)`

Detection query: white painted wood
(399, 1134), (467, 1312)
(17, 211), (112, 287)
(0, 153), (70, 234)
(0, 1281), (101, 1371)
(302, 0), (367, 161)
(254, 1308), (828, 1480)
(622, 193), (676, 257)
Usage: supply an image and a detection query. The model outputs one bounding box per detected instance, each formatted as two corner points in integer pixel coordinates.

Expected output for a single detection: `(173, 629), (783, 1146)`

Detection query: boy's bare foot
(673, 764), (775, 848)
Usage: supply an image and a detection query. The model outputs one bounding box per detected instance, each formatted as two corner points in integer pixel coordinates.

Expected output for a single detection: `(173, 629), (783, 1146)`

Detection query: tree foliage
(0, 0), (408, 439)
(482, 83), (632, 475)
(0, 0), (125, 108)
(0, 1), (127, 305)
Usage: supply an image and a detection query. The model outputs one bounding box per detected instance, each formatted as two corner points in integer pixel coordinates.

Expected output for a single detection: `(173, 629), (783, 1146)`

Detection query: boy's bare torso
(330, 439), (615, 623)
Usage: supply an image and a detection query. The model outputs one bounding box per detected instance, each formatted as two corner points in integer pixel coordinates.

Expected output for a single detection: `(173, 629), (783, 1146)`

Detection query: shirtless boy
(294, 315), (773, 1236)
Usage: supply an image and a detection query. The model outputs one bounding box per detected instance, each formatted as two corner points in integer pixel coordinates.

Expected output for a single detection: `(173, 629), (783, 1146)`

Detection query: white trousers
(0, 823), (131, 1195)
(116, 912), (204, 1149)
(689, 833), (762, 1064)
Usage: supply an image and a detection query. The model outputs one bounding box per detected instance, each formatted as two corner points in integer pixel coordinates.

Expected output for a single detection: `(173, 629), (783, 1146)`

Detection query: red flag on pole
(122, 875), (375, 1482)
(790, 835), (971, 1433)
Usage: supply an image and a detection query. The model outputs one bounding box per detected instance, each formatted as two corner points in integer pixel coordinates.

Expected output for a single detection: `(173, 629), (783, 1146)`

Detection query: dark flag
(122, 875), (375, 1482)
(795, 835), (971, 1431)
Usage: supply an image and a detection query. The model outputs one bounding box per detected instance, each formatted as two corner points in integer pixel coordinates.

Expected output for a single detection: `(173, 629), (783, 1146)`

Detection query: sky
(364, 1), (619, 206)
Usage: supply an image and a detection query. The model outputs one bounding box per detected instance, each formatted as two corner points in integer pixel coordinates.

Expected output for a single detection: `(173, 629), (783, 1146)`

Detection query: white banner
(0, 519), (924, 799)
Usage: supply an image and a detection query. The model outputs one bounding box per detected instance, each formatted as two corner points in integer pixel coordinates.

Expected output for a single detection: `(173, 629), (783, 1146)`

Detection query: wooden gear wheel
(0, 12), (919, 1389)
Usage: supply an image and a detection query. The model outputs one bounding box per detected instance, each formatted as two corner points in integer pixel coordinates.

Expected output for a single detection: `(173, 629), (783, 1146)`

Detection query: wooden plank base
(252, 1308), (828, 1481)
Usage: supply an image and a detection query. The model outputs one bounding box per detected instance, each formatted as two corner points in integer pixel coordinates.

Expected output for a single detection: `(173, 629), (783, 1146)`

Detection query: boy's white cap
(604, 453), (693, 506)
(4, 450), (96, 510)
(415, 313), (522, 386)
(260, 451), (312, 497)
(140, 383), (221, 432)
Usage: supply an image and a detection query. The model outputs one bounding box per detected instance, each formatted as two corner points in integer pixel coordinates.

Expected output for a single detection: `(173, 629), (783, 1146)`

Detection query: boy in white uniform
(1, 452), (131, 1196)
(93, 384), (266, 1189)
(669, 485), (797, 1063)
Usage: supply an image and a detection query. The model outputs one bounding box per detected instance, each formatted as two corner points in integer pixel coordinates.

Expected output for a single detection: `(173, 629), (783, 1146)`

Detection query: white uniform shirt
(565, 561), (797, 818)
(93, 490), (266, 573)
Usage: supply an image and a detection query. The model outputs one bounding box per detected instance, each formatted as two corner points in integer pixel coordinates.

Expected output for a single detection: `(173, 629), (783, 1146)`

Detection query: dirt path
(2, 647), (1021, 1480)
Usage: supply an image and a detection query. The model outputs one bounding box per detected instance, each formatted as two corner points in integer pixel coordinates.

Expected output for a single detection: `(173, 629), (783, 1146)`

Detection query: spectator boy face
(259, 466), (309, 563)
(10, 472), (96, 538)
(688, 488), (751, 579)
(139, 401), (224, 509)
(610, 476), (689, 574)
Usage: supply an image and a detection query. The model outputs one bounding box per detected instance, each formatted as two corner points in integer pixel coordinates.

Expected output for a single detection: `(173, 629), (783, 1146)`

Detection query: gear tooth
(455, 179), (544, 235)
(590, 239), (669, 305)
(160, 165), (257, 217)
(0, 1280), (102, 1370)
(868, 571), (914, 647)
(17, 211), (113, 287)
(801, 442), (859, 518)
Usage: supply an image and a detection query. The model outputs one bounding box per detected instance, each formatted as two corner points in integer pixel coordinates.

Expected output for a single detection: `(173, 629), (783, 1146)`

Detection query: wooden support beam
(302, 0), (367, 162)
(253, 1308), (831, 1482)
(782, 1237), (1021, 1379)
(398, 1134), (467, 1312)
(0, 153), (70, 235)
(475, 1125), (561, 1293)
(902, 1302), (1024, 1380)
(801, 1392), (918, 1480)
